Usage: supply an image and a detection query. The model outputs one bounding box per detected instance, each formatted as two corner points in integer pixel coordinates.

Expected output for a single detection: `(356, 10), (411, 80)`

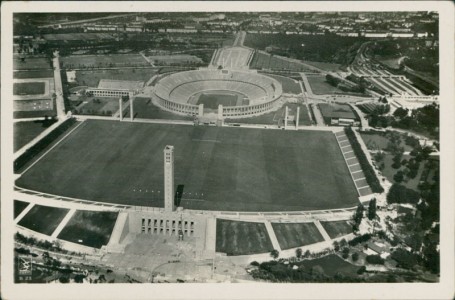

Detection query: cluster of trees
(344, 127), (384, 193)
(365, 254), (385, 265)
(326, 74), (366, 94)
(387, 184), (421, 204)
(352, 204), (365, 231)
(14, 233), (67, 253)
(14, 118), (77, 172)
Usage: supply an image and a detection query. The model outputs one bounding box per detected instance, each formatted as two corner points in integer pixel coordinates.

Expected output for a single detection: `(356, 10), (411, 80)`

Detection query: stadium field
(13, 82), (45, 95)
(271, 222), (325, 250)
(17, 204), (69, 236)
(14, 200), (30, 219)
(196, 92), (239, 109)
(16, 119), (358, 211)
(57, 210), (118, 248)
(320, 220), (353, 239)
(216, 219), (273, 255)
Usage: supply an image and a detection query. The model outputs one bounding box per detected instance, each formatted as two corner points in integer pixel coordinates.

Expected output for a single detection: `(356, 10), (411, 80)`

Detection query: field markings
(354, 177), (366, 181)
(51, 208), (76, 238)
(20, 120), (87, 176)
(351, 169), (363, 174)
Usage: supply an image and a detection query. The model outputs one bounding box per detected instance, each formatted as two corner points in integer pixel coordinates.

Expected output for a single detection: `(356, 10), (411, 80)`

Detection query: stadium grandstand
(86, 79), (144, 97)
(153, 69), (282, 118)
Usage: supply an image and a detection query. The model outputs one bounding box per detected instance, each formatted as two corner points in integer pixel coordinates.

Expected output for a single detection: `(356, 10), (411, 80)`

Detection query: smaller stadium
(153, 69), (283, 118)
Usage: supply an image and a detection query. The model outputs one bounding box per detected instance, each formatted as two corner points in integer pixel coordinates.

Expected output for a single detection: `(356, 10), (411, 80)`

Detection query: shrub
(366, 255), (384, 265)
(352, 252), (359, 262)
(250, 261), (260, 266)
(357, 266), (366, 274)
(348, 234), (372, 246)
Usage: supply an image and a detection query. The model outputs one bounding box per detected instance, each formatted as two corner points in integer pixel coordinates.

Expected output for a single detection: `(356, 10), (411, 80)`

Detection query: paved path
(14, 202), (35, 223)
(52, 52), (67, 118)
(51, 208), (76, 238)
(313, 220), (332, 241)
(264, 221), (282, 251)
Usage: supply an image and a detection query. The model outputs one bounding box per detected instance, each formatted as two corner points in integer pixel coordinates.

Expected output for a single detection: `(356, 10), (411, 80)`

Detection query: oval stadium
(153, 69), (282, 118)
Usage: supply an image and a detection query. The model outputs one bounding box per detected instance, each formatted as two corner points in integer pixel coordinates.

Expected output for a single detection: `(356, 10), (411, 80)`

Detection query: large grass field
(57, 210), (119, 248)
(216, 219), (273, 255)
(271, 222), (325, 250)
(14, 200), (30, 219)
(17, 205), (69, 235)
(320, 220), (353, 239)
(14, 121), (54, 151)
(197, 92), (238, 109)
(16, 120), (358, 211)
(13, 82), (45, 95)
(306, 75), (344, 95)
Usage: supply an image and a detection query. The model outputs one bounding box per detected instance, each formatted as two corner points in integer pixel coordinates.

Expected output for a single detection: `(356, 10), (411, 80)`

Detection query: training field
(13, 82), (45, 95)
(14, 200), (30, 219)
(17, 205), (69, 235)
(16, 120), (358, 211)
(271, 222), (325, 250)
(57, 210), (119, 248)
(320, 220), (353, 239)
(216, 219), (273, 255)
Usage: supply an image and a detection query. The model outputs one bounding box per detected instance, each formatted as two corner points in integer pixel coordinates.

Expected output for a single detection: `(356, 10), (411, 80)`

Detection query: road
(52, 52), (67, 119)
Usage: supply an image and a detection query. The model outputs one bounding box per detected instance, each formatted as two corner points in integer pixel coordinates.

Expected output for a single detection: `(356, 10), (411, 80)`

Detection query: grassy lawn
(263, 74), (302, 94)
(14, 200), (30, 219)
(17, 204), (69, 236)
(250, 52), (313, 72)
(16, 120), (358, 211)
(61, 54), (148, 68)
(75, 68), (157, 87)
(380, 154), (424, 191)
(306, 75), (343, 95)
(271, 222), (325, 250)
(14, 70), (54, 79)
(75, 97), (119, 116)
(14, 82), (46, 95)
(14, 120), (56, 151)
(57, 210), (119, 249)
(14, 57), (52, 70)
(320, 220), (353, 239)
(197, 93), (238, 109)
(216, 219), (273, 255)
(297, 254), (360, 276)
(227, 103), (312, 126)
(124, 97), (194, 120)
(14, 109), (56, 119)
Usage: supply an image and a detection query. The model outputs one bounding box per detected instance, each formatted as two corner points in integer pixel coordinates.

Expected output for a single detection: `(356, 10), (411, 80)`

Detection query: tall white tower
(164, 145), (175, 212)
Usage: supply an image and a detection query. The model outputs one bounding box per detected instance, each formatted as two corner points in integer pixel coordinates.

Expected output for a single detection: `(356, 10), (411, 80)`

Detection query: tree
(393, 107), (408, 118)
(393, 170), (404, 183)
(270, 249), (279, 260)
(368, 198), (377, 220)
(303, 250), (311, 258)
(352, 252), (359, 262)
(333, 240), (340, 252)
(295, 248), (303, 259)
(353, 204), (365, 231)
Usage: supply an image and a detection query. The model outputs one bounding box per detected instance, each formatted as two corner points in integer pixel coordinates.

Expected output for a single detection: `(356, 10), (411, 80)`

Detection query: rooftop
(97, 79), (144, 91)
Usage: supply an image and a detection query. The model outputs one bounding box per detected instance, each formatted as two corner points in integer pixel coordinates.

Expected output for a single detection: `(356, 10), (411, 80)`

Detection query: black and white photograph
(1, 1), (454, 300)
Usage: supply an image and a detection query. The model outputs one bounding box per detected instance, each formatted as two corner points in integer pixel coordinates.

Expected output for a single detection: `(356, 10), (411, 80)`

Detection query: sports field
(16, 120), (358, 211)
(216, 219), (273, 255)
(320, 220), (353, 239)
(14, 200), (30, 219)
(124, 97), (194, 120)
(75, 68), (157, 87)
(306, 75), (344, 95)
(271, 222), (325, 250)
(14, 121), (53, 151)
(17, 205), (69, 235)
(57, 210), (118, 248)
(196, 92), (239, 109)
(13, 82), (45, 95)
(61, 54), (148, 68)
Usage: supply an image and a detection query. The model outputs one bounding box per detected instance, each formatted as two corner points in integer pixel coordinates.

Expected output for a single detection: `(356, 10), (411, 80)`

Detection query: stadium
(13, 46), (373, 261)
(153, 69), (283, 118)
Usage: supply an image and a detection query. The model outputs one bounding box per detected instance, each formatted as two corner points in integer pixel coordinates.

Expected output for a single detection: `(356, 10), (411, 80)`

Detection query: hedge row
(344, 127), (384, 193)
(14, 118), (77, 173)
